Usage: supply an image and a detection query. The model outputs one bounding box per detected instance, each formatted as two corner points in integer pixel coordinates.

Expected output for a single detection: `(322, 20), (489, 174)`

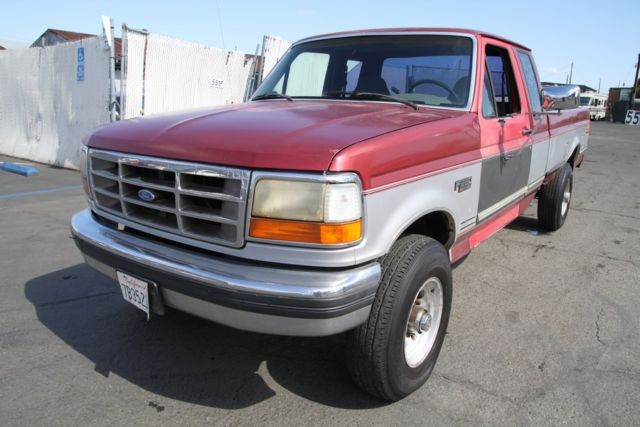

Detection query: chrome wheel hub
(418, 311), (432, 332)
(561, 179), (571, 216)
(404, 277), (444, 368)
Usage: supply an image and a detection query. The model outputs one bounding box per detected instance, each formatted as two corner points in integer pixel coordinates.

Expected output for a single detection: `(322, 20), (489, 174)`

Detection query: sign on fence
(625, 110), (640, 126)
(76, 47), (85, 82)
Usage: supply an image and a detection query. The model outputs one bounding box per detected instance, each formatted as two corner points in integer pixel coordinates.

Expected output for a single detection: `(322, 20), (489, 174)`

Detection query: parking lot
(0, 121), (638, 425)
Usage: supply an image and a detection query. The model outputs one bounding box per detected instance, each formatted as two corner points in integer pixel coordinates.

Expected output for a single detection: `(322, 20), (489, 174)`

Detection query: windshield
(254, 35), (474, 109)
(579, 96), (593, 106)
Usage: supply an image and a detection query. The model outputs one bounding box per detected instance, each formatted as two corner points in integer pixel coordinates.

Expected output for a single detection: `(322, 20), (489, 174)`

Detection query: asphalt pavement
(0, 121), (638, 426)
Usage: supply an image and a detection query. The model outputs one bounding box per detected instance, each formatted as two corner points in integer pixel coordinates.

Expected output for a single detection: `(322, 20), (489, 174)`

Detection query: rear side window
(517, 51), (542, 113)
(485, 45), (521, 116)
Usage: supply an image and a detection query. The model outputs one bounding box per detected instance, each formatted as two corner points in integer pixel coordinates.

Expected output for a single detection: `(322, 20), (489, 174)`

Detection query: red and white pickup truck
(71, 28), (589, 400)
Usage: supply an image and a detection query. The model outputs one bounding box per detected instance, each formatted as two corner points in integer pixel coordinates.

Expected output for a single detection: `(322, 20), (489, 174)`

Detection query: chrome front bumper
(70, 209), (381, 336)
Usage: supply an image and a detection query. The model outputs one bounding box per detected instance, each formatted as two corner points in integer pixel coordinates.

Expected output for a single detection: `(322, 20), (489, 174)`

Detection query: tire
(346, 234), (452, 401)
(538, 162), (573, 231)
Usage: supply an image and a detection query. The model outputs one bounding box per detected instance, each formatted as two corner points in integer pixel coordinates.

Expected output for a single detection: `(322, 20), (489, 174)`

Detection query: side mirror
(541, 85), (580, 111)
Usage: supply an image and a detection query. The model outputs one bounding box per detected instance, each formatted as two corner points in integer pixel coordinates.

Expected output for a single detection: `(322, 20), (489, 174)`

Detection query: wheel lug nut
(418, 312), (432, 332)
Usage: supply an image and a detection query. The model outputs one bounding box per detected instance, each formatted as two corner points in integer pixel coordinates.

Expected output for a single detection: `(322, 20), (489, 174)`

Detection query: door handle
(502, 142), (531, 162)
(522, 127), (533, 136)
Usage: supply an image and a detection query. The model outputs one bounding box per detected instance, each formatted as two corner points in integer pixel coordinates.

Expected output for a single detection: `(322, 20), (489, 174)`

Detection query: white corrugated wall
(0, 30), (290, 168)
(0, 37), (110, 169)
(261, 35), (291, 79)
(121, 31), (146, 119)
(122, 31), (254, 118)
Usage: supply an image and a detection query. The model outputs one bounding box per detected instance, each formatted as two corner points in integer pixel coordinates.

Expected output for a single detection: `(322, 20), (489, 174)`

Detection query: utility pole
(598, 78), (601, 93)
(102, 16), (116, 122)
(568, 62), (573, 84)
(121, 23), (128, 119)
(631, 53), (640, 109)
(243, 43), (261, 102)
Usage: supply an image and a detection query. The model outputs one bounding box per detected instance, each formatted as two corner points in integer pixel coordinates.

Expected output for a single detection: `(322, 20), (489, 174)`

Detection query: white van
(579, 93), (607, 120)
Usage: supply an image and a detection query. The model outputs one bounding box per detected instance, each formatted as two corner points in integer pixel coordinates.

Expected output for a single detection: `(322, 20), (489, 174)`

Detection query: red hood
(88, 100), (457, 171)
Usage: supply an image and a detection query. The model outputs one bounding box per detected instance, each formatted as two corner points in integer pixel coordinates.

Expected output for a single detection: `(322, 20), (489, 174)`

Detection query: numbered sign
(625, 110), (640, 126)
(211, 78), (225, 89)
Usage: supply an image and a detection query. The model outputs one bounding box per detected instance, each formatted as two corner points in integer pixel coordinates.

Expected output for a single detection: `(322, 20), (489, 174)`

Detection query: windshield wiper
(326, 91), (419, 110)
(252, 92), (293, 102)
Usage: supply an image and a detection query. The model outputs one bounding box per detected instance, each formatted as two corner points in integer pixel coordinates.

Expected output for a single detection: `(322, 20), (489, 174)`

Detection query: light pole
(631, 53), (640, 109)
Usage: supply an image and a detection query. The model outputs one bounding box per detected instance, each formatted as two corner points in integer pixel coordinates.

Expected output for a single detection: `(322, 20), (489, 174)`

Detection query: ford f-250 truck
(71, 28), (589, 400)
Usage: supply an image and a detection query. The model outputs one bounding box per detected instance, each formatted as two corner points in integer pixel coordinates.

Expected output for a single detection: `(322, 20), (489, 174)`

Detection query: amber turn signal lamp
(249, 218), (362, 245)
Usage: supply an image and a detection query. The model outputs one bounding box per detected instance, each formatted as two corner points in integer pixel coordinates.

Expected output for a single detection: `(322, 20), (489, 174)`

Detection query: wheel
(346, 234), (452, 401)
(538, 163), (573, 231)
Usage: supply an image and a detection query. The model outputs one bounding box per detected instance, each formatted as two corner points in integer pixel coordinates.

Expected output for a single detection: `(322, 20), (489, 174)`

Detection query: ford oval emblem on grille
(137, 189), (157, 202)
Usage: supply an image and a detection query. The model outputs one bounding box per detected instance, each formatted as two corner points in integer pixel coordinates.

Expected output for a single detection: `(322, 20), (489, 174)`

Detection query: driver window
(485, 45), (521, 116)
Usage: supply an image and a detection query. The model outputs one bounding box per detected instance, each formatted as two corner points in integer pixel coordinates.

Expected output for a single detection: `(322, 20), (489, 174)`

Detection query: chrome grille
(88, 149), (250, 248)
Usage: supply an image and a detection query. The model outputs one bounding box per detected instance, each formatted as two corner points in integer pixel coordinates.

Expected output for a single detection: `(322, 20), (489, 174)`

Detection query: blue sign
(77, 47), (85, 82)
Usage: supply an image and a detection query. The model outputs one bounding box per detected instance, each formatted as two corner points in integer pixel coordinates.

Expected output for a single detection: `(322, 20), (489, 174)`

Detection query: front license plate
(116, 271), (150, 319)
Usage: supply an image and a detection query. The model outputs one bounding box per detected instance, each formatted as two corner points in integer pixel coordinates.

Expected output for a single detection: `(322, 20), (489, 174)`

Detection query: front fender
(354, 161), (482, 264)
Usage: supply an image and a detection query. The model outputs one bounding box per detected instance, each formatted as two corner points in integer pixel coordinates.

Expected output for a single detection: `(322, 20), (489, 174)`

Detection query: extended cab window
(254, 35), (474, 109)
(517, 51), (542, 113)
(485, 45), (521, 116)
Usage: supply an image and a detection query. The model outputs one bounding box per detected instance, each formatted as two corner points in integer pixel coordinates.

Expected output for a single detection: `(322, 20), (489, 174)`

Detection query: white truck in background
(580, 92), (608, 120)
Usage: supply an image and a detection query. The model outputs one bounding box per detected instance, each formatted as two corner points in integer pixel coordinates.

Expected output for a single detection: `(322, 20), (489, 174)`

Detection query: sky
(1, 0), (638, 93)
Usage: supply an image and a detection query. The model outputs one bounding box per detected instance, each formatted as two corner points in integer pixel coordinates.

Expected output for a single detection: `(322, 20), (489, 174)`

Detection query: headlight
(249, 176), (362, 245)
(79, 145), (92, 200)
(251, 180), (325, 221)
